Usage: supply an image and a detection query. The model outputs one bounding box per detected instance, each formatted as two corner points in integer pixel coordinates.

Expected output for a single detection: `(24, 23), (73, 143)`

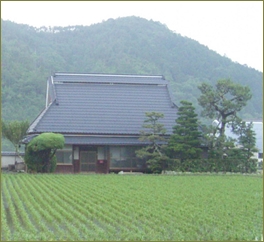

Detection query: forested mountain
(1, 17), (262, 137)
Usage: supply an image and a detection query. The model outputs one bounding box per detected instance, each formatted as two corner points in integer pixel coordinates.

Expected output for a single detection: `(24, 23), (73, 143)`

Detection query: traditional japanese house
(25, 73), (178, 173)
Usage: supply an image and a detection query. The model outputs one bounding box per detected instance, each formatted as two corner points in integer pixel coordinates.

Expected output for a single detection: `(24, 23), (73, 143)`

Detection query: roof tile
(28, 74), (178, 135)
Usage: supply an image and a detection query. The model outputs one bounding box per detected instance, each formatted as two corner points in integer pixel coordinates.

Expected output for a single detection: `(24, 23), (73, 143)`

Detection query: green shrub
(25, 149), (57, 173)
(167, 158), (258, 173)
(25, 133), (64, 173)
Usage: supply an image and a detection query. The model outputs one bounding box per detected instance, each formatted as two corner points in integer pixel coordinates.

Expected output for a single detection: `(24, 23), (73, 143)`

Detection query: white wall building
(1, 152), (24, 168)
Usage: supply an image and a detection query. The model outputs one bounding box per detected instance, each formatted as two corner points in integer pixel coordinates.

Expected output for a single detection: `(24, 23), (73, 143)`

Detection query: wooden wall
(55, 164), (73, 173)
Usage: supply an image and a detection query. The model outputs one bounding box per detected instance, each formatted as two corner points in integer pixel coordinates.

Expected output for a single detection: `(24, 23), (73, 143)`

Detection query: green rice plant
(7, 177), (37, 233)
(1, 173), (262, 241)
(1, 193), (11, 241)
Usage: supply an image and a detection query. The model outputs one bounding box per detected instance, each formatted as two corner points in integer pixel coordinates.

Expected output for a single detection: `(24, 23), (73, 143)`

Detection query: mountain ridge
(1, 16), (262, 124)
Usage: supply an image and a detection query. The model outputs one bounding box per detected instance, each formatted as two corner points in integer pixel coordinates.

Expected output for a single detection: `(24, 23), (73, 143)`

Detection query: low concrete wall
(1, 152), (24, 168)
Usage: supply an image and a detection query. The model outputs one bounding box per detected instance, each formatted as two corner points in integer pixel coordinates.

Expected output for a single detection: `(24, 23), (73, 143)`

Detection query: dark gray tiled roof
(64, 136), (166, 145)
(20, 134), (38, 144)
(28, 74), (178, 135)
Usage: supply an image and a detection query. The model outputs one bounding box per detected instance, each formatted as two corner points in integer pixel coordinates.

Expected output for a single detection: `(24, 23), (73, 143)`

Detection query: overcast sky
(1, 1), (263, 72)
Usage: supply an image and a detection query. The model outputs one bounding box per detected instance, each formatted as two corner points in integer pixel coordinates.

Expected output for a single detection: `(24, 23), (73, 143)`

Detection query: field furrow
(1, 173), (262, 241)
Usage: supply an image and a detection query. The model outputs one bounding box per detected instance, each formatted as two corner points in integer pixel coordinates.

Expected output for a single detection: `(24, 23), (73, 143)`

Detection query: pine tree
(232, 121), (258, 172)
(167, 101), (202, 164)
(136, 112), (169, 173)
(198, 79), (252, 139)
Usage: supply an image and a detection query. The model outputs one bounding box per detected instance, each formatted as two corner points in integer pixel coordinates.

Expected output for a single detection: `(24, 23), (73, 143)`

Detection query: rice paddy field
(1, 173), (263, 241)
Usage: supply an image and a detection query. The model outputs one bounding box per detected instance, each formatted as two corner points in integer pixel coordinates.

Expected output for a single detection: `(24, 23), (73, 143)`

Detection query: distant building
(1, 152), (24, 168)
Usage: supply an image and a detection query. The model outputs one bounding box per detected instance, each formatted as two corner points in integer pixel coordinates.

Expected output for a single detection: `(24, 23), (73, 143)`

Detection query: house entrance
(80, 151), (97, 172)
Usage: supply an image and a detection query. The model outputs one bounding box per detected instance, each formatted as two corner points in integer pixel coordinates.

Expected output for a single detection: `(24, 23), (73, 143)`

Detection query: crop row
(1, 173), (263, 241)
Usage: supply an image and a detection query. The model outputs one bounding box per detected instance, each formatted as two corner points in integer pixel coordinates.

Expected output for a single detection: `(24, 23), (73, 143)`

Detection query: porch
(55, 144), (148, 174)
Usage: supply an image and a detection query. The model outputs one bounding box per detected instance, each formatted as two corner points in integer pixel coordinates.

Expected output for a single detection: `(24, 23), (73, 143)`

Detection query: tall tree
(2, 120), (29, 160)
(198, 79), (254, 168)
(136, 112), (169, 173)
(198, 79), (252, 138)
(167, 100), (202, 164)
(232, 121), (258, 172)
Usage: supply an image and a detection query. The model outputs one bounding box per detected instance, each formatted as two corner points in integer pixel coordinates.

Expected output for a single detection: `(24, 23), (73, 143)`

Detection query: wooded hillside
(1, 16), (262, 123)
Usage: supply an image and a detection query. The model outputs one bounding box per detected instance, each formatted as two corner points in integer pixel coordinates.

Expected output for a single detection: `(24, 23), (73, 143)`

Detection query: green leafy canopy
(27, 133), (65, 152)
(2, 120), (29, 146)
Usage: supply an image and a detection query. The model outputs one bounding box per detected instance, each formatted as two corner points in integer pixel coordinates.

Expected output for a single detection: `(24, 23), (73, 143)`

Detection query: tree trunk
(44, 150), (51, 173)
(219, 119), (226, 138)
(15, 145), (25, 163)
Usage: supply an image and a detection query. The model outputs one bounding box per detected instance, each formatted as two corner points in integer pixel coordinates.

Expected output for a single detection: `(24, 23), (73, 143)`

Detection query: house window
(109, 146), (145, 169)
(258, 153), (263, 159)
(56, 145), (72, 164)
(98, 146), (107, 160)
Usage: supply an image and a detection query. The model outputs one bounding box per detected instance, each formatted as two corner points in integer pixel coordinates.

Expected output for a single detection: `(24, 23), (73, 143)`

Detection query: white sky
(1, 1), (263, 72)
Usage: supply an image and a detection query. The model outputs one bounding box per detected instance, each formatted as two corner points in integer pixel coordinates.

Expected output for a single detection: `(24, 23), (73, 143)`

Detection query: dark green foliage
(231, 121), (258, 172)
(233, 121), (258, 157)
(193, 127), (257, 173)
(169, 158), (256, 173)
(167, 101), (202, 164)
(25, 133), (65, 173)
(136, 112), (169, 173)
(198, 79), (252, 159)
(1, 17), (262, 127)
(25, 150), (57, 173)
(197, 80), (257, 173)
(198, 79), (252, 137)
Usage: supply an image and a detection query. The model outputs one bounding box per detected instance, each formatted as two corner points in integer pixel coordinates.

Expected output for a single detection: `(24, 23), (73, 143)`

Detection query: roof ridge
(27, 101), (54, 133)
(53, 72), (164, 79)
(166, 84), (178, 108)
